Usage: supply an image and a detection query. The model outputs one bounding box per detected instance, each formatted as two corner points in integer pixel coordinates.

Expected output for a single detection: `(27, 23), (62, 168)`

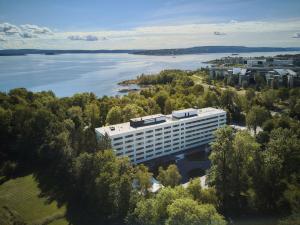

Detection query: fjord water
(0, 51), (299, 97)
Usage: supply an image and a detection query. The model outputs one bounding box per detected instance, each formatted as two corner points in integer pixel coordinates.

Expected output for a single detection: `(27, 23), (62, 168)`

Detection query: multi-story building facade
(95, 107), (226, 164)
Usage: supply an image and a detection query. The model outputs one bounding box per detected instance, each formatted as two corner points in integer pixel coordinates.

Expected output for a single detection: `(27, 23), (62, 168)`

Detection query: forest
(0, 69), (300, 225)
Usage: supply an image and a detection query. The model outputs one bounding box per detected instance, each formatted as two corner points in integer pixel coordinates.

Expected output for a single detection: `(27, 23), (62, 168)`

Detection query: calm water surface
(0, 51), (299, 96)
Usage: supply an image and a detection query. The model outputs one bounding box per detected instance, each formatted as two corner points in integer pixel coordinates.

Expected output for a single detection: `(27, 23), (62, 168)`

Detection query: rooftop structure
(96, 107), (226, 164)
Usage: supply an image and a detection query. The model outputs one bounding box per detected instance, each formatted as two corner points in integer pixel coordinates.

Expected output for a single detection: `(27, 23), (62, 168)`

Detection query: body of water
(0, 51), (299, 97)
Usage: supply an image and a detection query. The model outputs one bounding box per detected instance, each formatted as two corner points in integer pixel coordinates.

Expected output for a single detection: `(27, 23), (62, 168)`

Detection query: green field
(0, 174), (67, 225)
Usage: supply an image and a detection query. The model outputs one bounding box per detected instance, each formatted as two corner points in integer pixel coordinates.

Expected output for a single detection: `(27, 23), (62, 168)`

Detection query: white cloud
(214, 31), (226, 35)
(0, 22), (53, 39)
(20, 24), (53, 35)
(0, 35), (6, 41)
(68, 34), (99, 41)
(292, 32), (300, 38)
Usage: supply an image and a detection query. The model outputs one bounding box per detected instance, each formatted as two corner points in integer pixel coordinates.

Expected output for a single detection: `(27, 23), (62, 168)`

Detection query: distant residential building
(266, 69), (298, 88)
(272, 59), (294, 67)
(209, 67), (228, 79)
(226, 67), (251, 86)
(96, 108), (226, 164)
(246, 59), (267, 67)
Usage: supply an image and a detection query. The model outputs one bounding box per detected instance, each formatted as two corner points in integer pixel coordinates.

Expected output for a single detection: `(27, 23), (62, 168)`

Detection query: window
(114, 142), (123, 146)
(146, 144), (153, 148)
(155, 128), (162, 131)
(136, 147), (144, 151)
(146, 149), (153, 153)
(136, 152), (144, 156)
(155, 133), (162, 136)
(146, 135), (153, 138)
(125, 139), (133, 143)
(164, 126), (171, 129)
(136, 156), (144, 161)
(125, 134), (133, 138)
(164, 131), (171, 134)
(113, 137), (122, 141)
(173, 129), (179, 132)
(146, 130), (153, 133)
(125, 150), (134, 154)
(136, 132), (144, 136)
(173, 124), (179, 128)
(136, 137), (144, 141)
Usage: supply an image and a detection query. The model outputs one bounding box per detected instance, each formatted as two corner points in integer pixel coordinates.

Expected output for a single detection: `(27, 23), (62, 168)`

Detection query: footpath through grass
(0, 174), (67, 225)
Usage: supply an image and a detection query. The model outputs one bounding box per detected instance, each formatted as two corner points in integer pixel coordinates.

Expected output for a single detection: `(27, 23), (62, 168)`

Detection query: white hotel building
(95, 107), (226, 164)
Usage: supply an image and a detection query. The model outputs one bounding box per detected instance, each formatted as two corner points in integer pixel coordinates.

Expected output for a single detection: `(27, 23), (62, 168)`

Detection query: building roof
(273, 69), (297, 76)
(130, 114), (164, 122)
(286, 69), (297, 76)
(96, 107), (225, 137)
(232, 67), (247, 75)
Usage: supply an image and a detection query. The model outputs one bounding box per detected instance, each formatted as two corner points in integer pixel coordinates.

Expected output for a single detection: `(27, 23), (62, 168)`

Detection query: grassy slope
(0, 174), (67, 225)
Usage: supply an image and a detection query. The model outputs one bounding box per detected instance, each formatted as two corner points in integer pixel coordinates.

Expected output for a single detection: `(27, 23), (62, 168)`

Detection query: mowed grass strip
(0, 174), (67, 224)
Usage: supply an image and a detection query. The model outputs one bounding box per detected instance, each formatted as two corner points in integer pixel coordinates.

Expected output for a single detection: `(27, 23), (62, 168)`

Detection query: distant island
(1, 46), (300, 56)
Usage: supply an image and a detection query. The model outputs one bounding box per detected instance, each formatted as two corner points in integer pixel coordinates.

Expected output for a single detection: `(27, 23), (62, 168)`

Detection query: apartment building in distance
(95, 107), (226, 164)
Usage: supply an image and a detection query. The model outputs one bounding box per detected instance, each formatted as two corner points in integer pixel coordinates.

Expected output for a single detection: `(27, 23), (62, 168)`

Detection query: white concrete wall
(106, 110), (226, 164)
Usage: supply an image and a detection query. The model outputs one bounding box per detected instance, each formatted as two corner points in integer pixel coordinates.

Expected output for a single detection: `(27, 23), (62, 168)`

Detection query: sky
(0, 0), (300, 49)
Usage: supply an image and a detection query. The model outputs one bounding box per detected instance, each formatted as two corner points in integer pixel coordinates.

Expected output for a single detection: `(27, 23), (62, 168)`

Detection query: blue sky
(0, 0), (300, 49)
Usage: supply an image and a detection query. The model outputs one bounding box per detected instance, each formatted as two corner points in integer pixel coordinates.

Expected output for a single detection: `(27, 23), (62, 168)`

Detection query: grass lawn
(0, 174), (67, 225)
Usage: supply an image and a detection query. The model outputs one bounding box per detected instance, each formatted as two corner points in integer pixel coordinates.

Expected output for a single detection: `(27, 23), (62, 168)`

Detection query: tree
(259, 89), (277, 109)
(157, 164), (181, 187)
(122, 104), (145, 122)
(231, 131), (260, 210)
(84, 102), (100, 128)
(246, 106), (270, 135)
(127, 199), (158, 225)
(208, 126), (234, 211)
(134, 164), (153, 194)
(186, 179), (219, 207)
(154, 91), (169, 113)
(164, 99), (173, 114)
(166, 199), (226, 225)
(186, 178), (202, 201)
(192, 84), (204, 96)
(106, 106), (122, 125)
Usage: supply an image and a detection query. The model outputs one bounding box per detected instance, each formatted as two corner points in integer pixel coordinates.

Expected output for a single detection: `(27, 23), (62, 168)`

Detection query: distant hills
(0, 46), (300, 56)
(131, 46), (300, 56)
